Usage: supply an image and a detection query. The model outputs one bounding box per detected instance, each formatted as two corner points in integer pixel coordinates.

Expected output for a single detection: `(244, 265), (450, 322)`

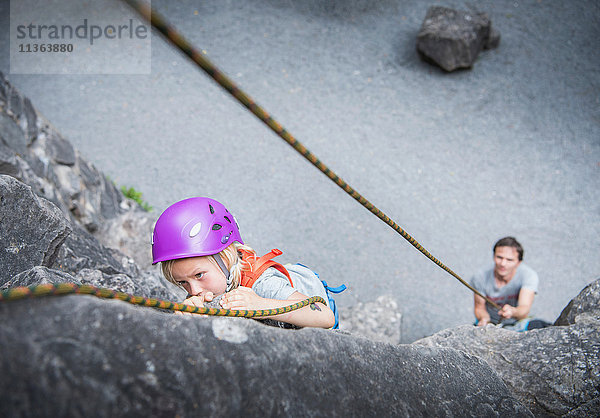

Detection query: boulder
(555, 277), (600, 326)
(416, 6), (499, 72)
(0, 172), (181, 301)
(76, 268), (185, 301)
(55, 221), (184, 301)
(0, 111), (28, 155)
(0, 175), (71, 286)
(56, 222), (139, 277)
(1, 266), (80, 289)
(96, 207), (157, 271)
(0, 142), (19, 177)
(0, 291), (532, 417)
(46, 132), (76, 166)
(415, 317), (600, 415)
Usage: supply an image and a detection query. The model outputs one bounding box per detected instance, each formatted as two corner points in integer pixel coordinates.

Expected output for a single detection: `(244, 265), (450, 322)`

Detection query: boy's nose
(188, 281), (203, 296)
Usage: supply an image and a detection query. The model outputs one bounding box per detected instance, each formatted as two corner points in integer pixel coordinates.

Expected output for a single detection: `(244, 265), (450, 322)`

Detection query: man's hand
(175, 292), (214, 316)
(477, 317), (491, 327)
(498, 304), (515, 319)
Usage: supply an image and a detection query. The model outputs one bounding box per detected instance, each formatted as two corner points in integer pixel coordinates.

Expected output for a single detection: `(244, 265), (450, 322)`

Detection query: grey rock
(56, 222), (139, 278)
(76, 268), (185, 301)
(0, 293), (532, 417)
(0, 75), (36, 147)
(338, 294), (402, 344)
(8, 87), (23, 119)
(99, 174), (125, 220)
(484, 26), (501, 50)
(53, 164), (81, 199)
(0, 175), (71, 286)
(22, 97), (38, 141)
(0, 111), (27, 155)
(47, 132), (76, 166)
(96, 208), (156, 270)
(0, 72), (7, 104)
(23, 152), (50, 180)
(77, 155), (102, 187)
(416, 6), (498, 71)
(1, 266), (79, 289)
(0, 72), (130, 238)
(0, 142), (19, 177)
(414, 321), (600, 416)
(555, 277), (600, 326)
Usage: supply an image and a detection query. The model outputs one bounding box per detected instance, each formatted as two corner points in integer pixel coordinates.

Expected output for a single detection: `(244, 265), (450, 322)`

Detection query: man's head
(493, 237), (523, 261)
(492, 237), (523, 282)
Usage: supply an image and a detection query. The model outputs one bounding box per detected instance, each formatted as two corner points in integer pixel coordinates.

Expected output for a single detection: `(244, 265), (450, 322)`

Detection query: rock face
(0, 290), (532, 417)
(0, 71), (152, 269)
(555, 278), (600, 326)
(0, 175), (71, 283)
(416, 6), (500, 71)
(415, 278), (600, 417)
(0, 173), (183, 301)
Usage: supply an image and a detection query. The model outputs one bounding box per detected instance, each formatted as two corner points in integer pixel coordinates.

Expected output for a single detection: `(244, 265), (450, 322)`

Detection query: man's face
(493, 246), (521, 282)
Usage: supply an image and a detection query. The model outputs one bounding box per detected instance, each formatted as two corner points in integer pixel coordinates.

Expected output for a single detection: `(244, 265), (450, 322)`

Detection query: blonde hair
(161, 242), (256, 292)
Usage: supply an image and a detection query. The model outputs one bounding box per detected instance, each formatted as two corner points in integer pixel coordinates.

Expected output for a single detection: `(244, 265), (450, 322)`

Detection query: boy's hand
(220, 287), (263, 310)
(175, 292), (214, 316)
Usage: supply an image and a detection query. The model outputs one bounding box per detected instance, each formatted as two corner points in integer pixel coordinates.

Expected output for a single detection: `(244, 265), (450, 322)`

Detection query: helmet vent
(189, 222), (203, 238)
(224, 215), (231, 223)
(212, 224), (222, 230)
(221, 232), (231, 244)
(209, 204), (215, 214)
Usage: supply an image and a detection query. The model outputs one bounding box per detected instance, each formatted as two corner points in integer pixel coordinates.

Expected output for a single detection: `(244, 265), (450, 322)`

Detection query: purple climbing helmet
(151, 197), (243, 264)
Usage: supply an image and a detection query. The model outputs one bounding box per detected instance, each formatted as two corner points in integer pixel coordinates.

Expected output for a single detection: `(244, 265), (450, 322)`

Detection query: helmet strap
(213, 254), (233, 291)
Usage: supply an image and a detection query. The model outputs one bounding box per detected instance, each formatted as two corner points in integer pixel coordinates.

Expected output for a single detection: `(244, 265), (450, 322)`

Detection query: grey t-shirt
(470, 263), (539, 324)
(252, 264), (328, 305)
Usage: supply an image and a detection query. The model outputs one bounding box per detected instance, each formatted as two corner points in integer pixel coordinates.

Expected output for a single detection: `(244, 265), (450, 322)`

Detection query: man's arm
(474, 294), (491, 326)
(498, 288), (535, 320)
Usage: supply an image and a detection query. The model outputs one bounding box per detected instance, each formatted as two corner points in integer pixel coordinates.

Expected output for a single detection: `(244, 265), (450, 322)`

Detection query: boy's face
(171, 256), (227, 297)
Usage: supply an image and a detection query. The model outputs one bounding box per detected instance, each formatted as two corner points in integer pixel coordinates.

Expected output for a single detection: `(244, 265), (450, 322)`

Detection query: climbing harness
(238, 249), (347, 329)
(293, 263), (347, 330)
(239, 248), (294, 288)
(122, 0), (500, 309)
(0, 282), (326, 318)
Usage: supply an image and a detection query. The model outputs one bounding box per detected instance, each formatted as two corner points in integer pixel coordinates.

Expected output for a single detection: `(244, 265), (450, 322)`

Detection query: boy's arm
(221, 287), (335, 329)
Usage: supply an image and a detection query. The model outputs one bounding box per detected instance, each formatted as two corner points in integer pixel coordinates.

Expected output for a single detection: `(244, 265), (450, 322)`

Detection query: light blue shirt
(252, 264), (328, 305)
(470, 263), (538, 324)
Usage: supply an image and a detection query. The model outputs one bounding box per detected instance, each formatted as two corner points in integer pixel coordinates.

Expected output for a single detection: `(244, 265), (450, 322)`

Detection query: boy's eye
(177, 281), (188, 287)
(195, 272), (205, 279)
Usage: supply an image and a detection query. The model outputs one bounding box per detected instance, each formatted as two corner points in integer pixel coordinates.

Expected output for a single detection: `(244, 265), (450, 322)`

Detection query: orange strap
(239, 248), (294, 289)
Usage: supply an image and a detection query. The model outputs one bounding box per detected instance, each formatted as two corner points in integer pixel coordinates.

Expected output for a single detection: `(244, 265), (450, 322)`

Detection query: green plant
(120, 185), (153, 212)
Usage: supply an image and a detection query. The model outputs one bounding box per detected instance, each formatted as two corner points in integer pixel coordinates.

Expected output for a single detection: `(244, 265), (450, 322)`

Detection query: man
(471, 237), (539, 329)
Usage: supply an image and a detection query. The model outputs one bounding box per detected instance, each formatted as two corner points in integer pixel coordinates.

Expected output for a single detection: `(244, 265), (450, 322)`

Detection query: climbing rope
(122, 0), (499, 309)
(0, 283), (326, 317)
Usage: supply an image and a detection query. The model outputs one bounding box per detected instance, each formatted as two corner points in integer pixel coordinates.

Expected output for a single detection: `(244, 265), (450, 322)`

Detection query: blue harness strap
(320, 280), (347, 329)
(294, 263), (346, 330)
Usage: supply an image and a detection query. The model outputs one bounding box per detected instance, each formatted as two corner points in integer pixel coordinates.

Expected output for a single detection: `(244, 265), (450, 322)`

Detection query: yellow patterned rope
(121, 0), (499, 310)
(0, 283), (326, 317)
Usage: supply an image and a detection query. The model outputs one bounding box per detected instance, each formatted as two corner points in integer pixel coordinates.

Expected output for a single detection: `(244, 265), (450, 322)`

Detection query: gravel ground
(1, 0), (598, 342)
